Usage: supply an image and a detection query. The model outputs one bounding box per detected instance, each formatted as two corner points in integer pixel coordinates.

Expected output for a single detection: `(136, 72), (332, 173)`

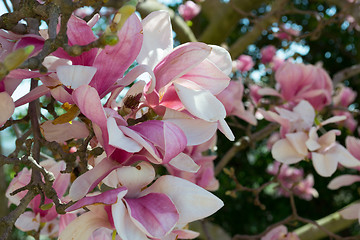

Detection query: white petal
(207, 45), (232, 76)
(272, 139), (305, 164)
(137, 11), (173, 69)
(112, 199), (148, 240)
(327, 144), (360, 168)
(320, 115), (347, 126)
(174, 82), (226, 122)
(108, 162), (155, 198)
(169, 152), (200, 173)
(141, 175), (224, 225)
(312, 152), (338, 177)
(218, 118), (235, 141)
(285, 132), (308, 156)
(293, 100), (315, 129)
(57, 65), (97, 89)
(107, 117), (143, 152)
(15, 212), (40, 232)
(164, 118), (217, 146)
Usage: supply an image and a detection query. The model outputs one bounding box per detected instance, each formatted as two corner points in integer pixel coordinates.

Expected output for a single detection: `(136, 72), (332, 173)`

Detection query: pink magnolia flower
(233, 55), (254, 72)
(266, 100), (360, 177)
(261, 45), (277, 64)
(178, 1), (201, 21)
(61, 162), (223, 240)
(267, 162), (318, 200)
(275, 61), (333, 110)
(136, 11), (234, 141)
(166, 134), (219, 191)
(6, 159), (72, 237)
(261, 225), (299, 240)
(217, 80), (257, 125)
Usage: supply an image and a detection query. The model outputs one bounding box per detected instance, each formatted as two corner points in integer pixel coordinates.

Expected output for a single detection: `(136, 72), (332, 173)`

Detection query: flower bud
(3, 45), (34, 71)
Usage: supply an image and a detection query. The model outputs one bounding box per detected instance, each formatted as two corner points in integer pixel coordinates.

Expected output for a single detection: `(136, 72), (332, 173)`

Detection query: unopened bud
(3, 45), (34, 70)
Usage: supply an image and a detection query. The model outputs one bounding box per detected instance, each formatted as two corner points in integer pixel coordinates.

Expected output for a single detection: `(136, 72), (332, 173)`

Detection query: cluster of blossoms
(3, 10), (235, 239)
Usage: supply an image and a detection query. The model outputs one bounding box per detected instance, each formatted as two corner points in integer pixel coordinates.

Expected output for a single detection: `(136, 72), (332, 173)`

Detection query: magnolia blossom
(6, 159), (72, 237)
(261, 45), (277, 64)
(217, 80), (257, 125)
(268, 100), (360, 177)
(274, 25), (300, 41)
(233, 55), (254, 72)
(267, 162), (318, 200)
(61, 162), (223, 240)
(178, 1), (201, 21)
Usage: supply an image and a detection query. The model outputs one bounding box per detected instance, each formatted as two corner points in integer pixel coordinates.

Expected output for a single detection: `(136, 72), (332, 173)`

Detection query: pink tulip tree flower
(260, 45), (277, 64)
(60, 162), (223, 240)
(233, 55), (254, 72)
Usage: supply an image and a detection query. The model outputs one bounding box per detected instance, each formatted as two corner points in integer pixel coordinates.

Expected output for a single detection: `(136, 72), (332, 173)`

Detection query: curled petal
(328, 144), (360, 168)
(107, 118), (143, 153)
(328, 175), (360, 190)
(59, 206), (112, 240)
(66, 187), (128, 212)
(112, 199), (148, 240)
(207, 45), (232, 76)
(141, 175), (224, 225)
(174, 82), (226, 122)
(125, 193), (179, 238)
(169, 152), (200, 173)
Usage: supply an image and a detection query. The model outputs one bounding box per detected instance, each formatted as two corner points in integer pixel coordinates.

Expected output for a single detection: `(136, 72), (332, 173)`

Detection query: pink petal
(285, 132), (308, 156)
(339, 203), (360, 220)
(0, 92), (15, 126)
(328, 175), (360, 190)
(66, 187), (127, 212)
(129, 120), (187, 163)
(40, 120), (89, 143)
(111, 200), (148, 240)
(320, 115), (347, 126)
(346, 136), (360, 160)
(154, 42), (211, 91)
(137, 11), (173, 69)
(91, 13), (143, 95)
(125, 193), (179, 238)
(14, 84), (49, 107)
(141, 175), (224, 225)
(69, 158), (123, 201)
